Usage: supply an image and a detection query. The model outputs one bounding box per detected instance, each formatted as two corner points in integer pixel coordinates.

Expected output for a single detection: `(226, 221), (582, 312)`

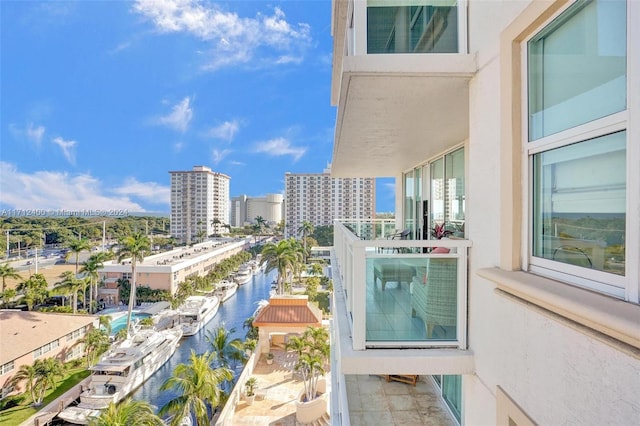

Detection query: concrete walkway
(229, 349), (330, 425)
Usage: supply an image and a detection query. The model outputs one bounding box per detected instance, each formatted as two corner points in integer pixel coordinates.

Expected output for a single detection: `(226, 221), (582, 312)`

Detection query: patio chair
(411, 258), (457, 338)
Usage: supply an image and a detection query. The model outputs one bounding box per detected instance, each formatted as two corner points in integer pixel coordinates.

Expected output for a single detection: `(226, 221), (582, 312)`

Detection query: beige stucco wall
(462, 0), (640, 424)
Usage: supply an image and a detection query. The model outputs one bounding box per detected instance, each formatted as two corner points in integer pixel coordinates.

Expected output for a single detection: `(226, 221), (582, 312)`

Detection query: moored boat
(57, 327), (183, 424)
(234, 264), (252, 285)
(178, 295), (220, 336)
(214, 279), (238, 303)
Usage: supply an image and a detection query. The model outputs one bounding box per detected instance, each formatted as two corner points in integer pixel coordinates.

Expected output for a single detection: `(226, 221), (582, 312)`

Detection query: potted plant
(244, 377), (258, 405)
(285, 326), (330, 423)
(244, 338), (257, 356)
(266, 352), (274, 365)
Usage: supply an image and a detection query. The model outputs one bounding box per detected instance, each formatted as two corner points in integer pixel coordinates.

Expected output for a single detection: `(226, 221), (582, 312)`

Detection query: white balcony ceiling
(331, 54), (476, 177)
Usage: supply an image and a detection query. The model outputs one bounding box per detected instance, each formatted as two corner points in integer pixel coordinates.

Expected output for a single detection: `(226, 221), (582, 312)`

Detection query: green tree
(66, 237), (93, 274)
(99, 314), (112, 335)
(285, 326), (330, 403)
(0, 262), (20, 292)
(88, 398), (164, 426)
(206, 326), (245, 370)
(297, 221), (315, 262)
(17, 273), (49, 311)
(80, 252), (109, 313)
(54, 271), (86, 314)
(116, 232), (150, 338)
(260, 238), (303, 294)
(159, 350), (233, 426)
(10, 364), (39, 406)
(81, 328), (111, 367)
(1, 288), (17, 307)
(243, 315), (259, 340)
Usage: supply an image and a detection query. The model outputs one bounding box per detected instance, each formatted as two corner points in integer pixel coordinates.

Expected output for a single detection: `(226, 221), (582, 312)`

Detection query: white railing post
(352, 243), (367, 350)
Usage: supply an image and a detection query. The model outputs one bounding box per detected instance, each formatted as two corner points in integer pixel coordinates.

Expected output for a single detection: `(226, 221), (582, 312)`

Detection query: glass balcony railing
(367, 0), (460, 54)
(334, 220), (470, 349)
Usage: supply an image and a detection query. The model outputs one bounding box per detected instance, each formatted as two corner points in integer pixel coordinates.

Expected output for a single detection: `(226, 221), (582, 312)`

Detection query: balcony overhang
(331, 54), (477, 177)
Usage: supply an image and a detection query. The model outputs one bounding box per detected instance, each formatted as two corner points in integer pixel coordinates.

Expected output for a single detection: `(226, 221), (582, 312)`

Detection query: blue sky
(0, 0), (395, 215)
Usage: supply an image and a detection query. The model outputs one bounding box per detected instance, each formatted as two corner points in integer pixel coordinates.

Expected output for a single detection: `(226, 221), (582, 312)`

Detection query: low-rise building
(0, 310), (98, 399)
(98, 238), (249, 298)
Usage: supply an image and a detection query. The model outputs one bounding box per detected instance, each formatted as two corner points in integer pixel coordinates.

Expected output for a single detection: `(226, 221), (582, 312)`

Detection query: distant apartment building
(284, 165), (375, 237)
(169, 166), (230, 244)
(230, 193), (284, 228)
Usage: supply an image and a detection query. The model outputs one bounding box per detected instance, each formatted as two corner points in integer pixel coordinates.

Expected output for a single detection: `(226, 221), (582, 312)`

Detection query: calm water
(131, 269), (276, 412)
(110, 312), (151, 335)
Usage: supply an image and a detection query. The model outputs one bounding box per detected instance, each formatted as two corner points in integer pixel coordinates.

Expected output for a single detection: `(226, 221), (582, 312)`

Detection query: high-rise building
(328, 0), (639, 425)
(231, 194), (284, 228)
(284, 165), (375, 238)
(169, 166), (230, 244)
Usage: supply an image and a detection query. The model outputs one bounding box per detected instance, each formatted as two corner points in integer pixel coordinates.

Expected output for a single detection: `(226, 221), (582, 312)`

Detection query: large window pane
(367, 0), (458, 53)
(528, 0), (626, 140)
(532, 131), (626, 275)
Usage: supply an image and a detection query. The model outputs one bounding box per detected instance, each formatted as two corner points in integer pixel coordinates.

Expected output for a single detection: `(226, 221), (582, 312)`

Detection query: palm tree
(88, 398), (164, 426)
(206, 325), (245, 370)
(80, 253), (107, 313)
(285, 326), (330, 402)
(116, 232), (151, 338)
(260, 238), (303, 294)
(159, 350), (233, 426)
(10, 358), (65, 407)
(17, 273), (49, 311)
(99, 314), (113, 335)
(297, 221), (315, 262)
(66, 237), (93, 274)
(255, 216), (267, 232)
(35, 357), (66, 400)
(54, 271), (86, 314)
(211, 218), (221, 236)
(81, 328), (111, 367)
(10, 363), (39, 406)
(1, 288), (17, 307)
(0, 262), (20, 292)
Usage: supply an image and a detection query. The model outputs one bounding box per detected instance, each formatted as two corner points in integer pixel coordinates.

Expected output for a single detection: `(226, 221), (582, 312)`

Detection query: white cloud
(9, 122), (46, 146)
(211, 148), (232, 164)
(205, 120), (240, 142)
(132, 1), (312, 70)
(0, 162), (147, 212)
(112, 178), (170, 203)
(26, 123), (46, 145)
(108, 41), (132, 55)
(253, 137), (306, 162)
(154, 97), (193, 132)
(52, 136), (77, 165)
(174, 141), (184, 152)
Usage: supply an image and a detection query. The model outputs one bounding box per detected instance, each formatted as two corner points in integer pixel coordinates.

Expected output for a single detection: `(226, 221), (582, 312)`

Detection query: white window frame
(521, 0), (639, 302)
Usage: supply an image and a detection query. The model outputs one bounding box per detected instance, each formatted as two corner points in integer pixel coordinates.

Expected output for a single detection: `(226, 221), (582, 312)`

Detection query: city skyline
(0, 0), (396, 216)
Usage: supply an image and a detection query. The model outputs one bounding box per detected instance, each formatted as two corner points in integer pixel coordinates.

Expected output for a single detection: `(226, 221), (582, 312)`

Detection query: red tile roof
(253, 296), (322, 327)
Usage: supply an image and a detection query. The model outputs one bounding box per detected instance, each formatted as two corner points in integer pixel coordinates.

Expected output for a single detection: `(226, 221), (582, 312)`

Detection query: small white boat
(178, 295), (220, 337)
(234, 264), (252, 285)
(214, 279), (238, 303)
(58, 327), (183, 424)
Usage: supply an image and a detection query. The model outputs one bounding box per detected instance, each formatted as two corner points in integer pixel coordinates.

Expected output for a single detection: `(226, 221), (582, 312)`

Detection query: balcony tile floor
(345, 375), (457, 426)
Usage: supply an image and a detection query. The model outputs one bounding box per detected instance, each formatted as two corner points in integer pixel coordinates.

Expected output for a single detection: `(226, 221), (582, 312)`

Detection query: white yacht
(234, 264), (253, 285)
(57, 327), (183, 425)
(178, 295), (220, 336)
(214, 279), (238, 303)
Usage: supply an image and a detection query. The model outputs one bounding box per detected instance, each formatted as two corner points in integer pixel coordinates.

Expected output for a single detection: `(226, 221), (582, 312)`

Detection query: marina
(177, 295), (220, 337)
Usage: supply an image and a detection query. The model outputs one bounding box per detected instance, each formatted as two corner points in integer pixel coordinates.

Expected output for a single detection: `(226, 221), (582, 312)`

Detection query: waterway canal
(131, 268), (276, 413)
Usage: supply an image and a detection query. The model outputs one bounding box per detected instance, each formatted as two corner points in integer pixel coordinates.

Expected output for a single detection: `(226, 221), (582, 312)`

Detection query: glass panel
(404, 172), (416, 238)
(443, 375), (462, 422)
(366, 256), (457, 342)
(532, 131), (626, 276)
(430, 157), (445, 236)
(367, 0), (459, 53)
(528, 0), (627, 140)
(445, 148), (465, 237)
